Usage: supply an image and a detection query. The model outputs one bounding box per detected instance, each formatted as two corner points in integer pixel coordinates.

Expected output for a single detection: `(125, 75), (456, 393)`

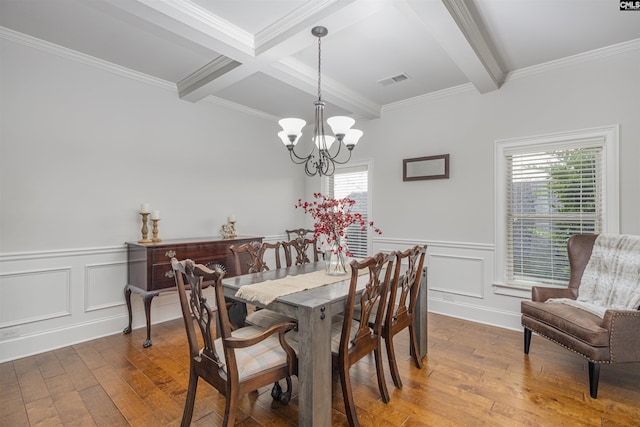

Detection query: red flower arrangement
(294, 192), (382, 258)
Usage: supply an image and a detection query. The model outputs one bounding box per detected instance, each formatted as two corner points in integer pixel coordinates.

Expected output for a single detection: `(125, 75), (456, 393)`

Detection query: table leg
(123, 284), (133, 334)
(296, 300), (332, 427)
(413, 267), (428, 358)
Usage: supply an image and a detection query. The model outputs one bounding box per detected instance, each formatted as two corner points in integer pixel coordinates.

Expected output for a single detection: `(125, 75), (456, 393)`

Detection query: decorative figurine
(220, 215), (237, 239)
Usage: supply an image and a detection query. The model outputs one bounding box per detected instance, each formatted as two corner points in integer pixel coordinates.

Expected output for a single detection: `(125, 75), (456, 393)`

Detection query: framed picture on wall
(403, 154), (450, 181)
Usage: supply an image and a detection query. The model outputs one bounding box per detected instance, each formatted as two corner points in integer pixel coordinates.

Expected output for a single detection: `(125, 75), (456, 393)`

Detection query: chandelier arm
(305, 157), (319, 177)
(324, 136), (343, 160)
(324, 157), (336, 176)
(289, 149), (312, 164)
(330, 149), (352, 165)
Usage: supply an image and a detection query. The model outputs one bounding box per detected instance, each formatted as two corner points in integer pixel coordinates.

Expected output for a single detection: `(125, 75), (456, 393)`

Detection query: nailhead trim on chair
(522, 322), (610, 364)
(609, 311), (640, 363)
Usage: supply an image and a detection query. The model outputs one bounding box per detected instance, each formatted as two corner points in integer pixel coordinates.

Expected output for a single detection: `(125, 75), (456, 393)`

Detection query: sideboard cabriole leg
(123, 284), (133, 334)
(142, 292), (158, 348)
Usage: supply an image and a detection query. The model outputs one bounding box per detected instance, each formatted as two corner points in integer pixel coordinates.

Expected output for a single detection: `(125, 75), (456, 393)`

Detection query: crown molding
(1, 25), (279, 121)
(505, 38), (640, 83)
(381, 83), (475, 112)
(0, 26), (174, 91)
(383, 38), (640, 113)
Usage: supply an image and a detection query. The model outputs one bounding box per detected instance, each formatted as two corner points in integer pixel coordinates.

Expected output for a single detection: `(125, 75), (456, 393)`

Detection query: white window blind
(325, 165), (370, 258)
(506, 146), (603, 286)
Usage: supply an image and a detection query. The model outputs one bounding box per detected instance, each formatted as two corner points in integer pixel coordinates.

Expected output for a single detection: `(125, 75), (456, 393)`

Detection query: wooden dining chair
(282, 237), (319, 267)
(171, 258), (298, 427)
(384, 245), (427, 388)
(331, 252), (395, 427)
(229, 240), (293, 329)
(285, 228), (314, 241)
(230, 240), (282, 274)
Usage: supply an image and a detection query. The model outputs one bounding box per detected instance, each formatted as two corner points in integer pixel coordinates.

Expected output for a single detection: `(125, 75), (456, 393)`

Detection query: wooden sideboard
(124, 236), (261, 347)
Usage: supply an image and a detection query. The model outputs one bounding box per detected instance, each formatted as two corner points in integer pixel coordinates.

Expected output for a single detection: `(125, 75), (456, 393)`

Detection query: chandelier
(277, 26), (363, 177)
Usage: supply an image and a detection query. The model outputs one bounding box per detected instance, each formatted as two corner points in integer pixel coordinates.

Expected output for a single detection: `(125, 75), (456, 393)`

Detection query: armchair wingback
(521, 233), (640, 398)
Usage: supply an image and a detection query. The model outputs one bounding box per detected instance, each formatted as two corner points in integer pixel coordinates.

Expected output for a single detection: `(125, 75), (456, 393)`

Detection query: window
(322, 162), (372, 258)
(495, 126), (619, 293)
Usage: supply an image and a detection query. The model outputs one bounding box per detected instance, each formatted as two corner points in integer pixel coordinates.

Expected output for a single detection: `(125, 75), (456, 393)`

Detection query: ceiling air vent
(377, 73), (410, 86)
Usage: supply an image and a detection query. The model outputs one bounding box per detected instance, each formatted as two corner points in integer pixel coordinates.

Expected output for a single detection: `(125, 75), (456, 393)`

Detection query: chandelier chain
(317, 35), (322, 101)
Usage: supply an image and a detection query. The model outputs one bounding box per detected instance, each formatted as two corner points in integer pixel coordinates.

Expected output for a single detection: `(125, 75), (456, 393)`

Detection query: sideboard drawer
(150, 243), (231, 263)
(150, 263), (176, 290)
(127, 236), (261, 292)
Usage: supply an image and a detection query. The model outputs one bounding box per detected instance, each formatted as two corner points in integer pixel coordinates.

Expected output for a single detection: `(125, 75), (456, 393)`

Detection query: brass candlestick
(138, 213), (152, 243)
(151, 219), (162, 242)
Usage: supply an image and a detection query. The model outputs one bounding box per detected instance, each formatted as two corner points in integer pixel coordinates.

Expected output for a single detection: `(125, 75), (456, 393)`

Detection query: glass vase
(325, 239), (348, 276)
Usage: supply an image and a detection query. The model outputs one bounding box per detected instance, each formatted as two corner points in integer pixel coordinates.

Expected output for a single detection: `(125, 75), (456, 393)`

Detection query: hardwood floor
(1, 313), (639, 426)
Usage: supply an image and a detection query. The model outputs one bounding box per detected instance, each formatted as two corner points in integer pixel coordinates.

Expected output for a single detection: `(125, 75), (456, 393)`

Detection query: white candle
(228, 214), (235, 222)
(140, 203), (150, 213)
(151, 210), (160, 220)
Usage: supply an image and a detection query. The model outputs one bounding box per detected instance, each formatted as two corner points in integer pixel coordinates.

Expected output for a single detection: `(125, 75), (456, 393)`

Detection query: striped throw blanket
(548, 234), (640, 317)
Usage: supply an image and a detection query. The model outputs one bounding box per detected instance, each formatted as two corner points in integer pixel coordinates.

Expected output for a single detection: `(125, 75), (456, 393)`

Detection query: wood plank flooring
(1, 313), (639, 426)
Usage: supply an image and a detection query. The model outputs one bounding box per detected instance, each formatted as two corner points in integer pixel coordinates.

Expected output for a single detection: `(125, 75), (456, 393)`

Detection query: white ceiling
(1, 0), (639, 123)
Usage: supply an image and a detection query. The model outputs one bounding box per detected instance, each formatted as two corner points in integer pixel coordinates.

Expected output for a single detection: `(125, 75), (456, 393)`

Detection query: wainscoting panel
(0, 267), (71, 328)
(0, 246), (156, 363)
(0, 237), (286, 363)
(85, 261), (128, 312)
(0, 237), (524, 362)
(428, 253), (484, 298)
(373, 237), (523, 331)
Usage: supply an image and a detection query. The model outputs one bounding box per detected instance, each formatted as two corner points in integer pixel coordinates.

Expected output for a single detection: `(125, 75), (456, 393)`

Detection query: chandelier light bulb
(343, 129), (363, 149)
(279, 118), (306, 136)
(278, 131), (302, 146)
(327, 116), (355, 139)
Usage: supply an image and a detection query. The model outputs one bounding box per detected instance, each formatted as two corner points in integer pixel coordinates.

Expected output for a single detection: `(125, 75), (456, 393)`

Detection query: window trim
(322, 159), (374, 257)
(493, 125), (619, 297)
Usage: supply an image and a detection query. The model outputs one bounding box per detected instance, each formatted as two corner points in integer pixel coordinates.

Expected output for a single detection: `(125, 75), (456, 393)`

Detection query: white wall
(0, 31), (306, 362)
(359, 42), (640, 330)
(2, 27), (639, 362)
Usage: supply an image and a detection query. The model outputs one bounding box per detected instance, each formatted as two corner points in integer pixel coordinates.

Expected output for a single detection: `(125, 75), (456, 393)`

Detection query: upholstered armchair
(521, 234), (640, 398)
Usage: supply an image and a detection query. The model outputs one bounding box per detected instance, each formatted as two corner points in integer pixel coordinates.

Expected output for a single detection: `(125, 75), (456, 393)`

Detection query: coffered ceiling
(1, 0), (639, 122)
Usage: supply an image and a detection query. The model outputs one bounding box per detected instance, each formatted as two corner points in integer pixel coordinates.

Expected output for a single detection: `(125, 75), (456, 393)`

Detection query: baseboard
(0, 298), (183, 363)
(428, 297), (522, 332)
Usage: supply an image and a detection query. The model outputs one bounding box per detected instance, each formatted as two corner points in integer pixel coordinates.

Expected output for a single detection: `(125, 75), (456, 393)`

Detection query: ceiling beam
(405, 0), (504, 93)
(175, 0), (383, 117)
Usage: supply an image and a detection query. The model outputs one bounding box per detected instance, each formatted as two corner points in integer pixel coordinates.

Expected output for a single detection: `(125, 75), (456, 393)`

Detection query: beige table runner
(235, 267), (365, 306)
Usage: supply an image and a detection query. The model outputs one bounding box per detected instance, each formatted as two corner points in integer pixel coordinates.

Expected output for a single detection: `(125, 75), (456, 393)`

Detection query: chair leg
(588, 362), (600, 399)
(223, 390), (239, 427)
(180, 368), (198, 427)
(339, 364), (359, 427)
(270, 381), (282, 401)
(524, 328), (532, 354)
(385, 333), (403, 389)
(281, 376), (292, 404)
(374, 345), (390, 403)
(408, 323), (423, 369)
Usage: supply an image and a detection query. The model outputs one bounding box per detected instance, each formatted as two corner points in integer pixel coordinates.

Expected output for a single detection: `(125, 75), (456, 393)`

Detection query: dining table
(220, 261), (427, 427)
